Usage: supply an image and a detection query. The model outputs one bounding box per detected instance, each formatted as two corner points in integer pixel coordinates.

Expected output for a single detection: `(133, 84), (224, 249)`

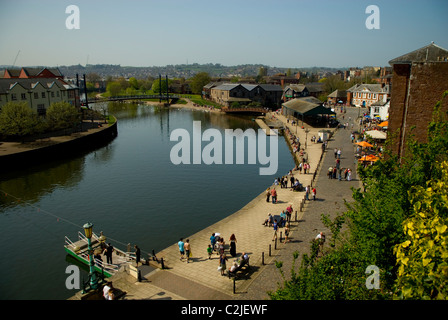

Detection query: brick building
(387, 42), (448, 160)
(347, 83), (390, 107)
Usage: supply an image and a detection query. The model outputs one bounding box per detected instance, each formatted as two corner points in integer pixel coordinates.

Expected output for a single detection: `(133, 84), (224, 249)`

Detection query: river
(0, 102), (295, 300)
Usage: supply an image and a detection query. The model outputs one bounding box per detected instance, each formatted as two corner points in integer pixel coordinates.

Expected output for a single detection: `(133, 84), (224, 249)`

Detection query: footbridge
(221, 107), (268, 114)
(82, 94), (180, 105)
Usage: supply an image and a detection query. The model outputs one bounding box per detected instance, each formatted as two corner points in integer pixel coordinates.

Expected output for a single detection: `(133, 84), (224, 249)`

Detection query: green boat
(64, 231), (136, 278)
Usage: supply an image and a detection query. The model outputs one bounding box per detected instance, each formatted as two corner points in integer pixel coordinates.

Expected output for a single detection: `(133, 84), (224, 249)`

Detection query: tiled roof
(389, 42), (448, 65)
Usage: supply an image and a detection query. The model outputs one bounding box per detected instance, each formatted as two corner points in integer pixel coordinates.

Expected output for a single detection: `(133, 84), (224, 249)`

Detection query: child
(207, 244), (212, 259)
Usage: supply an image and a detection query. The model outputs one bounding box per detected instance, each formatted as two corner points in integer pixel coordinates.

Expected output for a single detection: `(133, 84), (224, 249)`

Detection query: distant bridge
(82, 94), (180, 105)
(221, 107), (268, 114)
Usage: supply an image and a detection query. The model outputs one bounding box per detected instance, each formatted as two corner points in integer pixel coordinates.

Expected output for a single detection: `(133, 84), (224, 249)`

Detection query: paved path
(73, 107), (364, 300)
(239, 107), (363, 299)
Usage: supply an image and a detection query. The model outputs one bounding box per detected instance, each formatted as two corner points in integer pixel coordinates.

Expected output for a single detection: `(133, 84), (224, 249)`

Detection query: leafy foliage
(394, 161), (448, 300)
(46, 102), (81, 131)
(190, 72), (211, 95)
(0, 101), (45, 138)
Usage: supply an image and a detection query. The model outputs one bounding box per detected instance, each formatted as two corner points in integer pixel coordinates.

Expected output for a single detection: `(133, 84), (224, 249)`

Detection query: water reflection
(0, 158), (85, 209)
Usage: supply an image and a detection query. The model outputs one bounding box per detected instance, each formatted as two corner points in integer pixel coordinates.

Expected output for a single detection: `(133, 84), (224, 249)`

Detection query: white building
(369, 98), (389, 121)
(0, 78), (80, 115)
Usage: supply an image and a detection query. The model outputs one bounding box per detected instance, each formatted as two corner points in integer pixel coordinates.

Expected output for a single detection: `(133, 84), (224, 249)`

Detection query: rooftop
(389, 42), (448, 65)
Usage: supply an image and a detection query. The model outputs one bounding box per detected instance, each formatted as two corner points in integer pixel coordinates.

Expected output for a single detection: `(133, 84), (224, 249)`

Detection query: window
(21, 93), (27, 100)
(11, 93), (17, 101)
(51, 92), (55, 98)
(368, 93), (371, 99)
(373, 94), (377, 99)
(34, 92), (38, 99)
(57, 91), (60, 97)
(41, 92), (46, 98)
(37, 104), (46, 116)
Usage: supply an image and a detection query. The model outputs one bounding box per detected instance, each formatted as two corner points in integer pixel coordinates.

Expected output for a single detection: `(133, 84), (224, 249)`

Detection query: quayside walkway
(70, 107), (363, 300)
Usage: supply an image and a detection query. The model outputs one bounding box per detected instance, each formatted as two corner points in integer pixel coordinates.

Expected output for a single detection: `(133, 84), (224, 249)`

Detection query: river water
(0, 102), (295, 300)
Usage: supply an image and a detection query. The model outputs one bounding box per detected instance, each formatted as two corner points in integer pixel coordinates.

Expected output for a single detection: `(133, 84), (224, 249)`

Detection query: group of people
(266, 187), (278, 203)
(178, 238), (192, 263)
(209, 233), (248, 276)
(304, 185), (317, 201)
(261, 204), (293, 244)
(329, 147), (352, 181)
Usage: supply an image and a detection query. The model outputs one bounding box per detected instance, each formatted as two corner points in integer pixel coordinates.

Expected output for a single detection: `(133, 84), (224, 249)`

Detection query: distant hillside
(1, 63), (346, 80)
(56, 64), (345, 79)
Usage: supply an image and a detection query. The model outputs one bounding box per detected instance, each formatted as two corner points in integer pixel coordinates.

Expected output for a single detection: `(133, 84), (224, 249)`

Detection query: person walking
(312, 187), (317, 201)
(266, 187), (271, 202)
(271, 187), (277, 204)
(272, 219), (278, 241)
(229, 234), (237, 257)
(210, 233), (216, 253)
(207, 245), (213, 259)
(284, 223), (290, 243)
(305, 185), (310, 201)
(104, 243), (114, 264)
(219, 253), (228, 276)
(134, 245), (141, 266)
(178, 238), (185, 261)
(184, 239), (191, 263)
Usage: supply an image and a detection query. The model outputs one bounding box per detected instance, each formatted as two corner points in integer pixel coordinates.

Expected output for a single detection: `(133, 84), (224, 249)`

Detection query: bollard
(295, 211), (298, 221)
(137, 269), (142, 282)
(262, 252), (265, 265)
(161, 257), (165, 269)
(269, 244), (271, 256)
(275, 238), (277, 250)
(280, 231), (282, 242)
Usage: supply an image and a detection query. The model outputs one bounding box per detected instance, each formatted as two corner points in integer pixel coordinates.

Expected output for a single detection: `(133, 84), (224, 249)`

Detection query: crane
(12, 50), (20, 67)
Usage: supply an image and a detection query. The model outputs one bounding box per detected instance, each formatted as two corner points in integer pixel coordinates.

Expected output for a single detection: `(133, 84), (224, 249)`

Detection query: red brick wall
(387, 62), (448, 159)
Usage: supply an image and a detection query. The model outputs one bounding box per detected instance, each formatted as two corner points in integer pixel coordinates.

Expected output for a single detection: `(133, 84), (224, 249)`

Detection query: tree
(129, 77), (139, 90)
(190, 72), (211, 95)
(151, 78), (171, 94)
(0, 101), (45, 138)
(46, 102), (80, 131)
(106, 82), (121, 97)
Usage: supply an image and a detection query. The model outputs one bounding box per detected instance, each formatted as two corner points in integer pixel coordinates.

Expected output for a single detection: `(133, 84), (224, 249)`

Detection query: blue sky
(0, 0), (447, 69)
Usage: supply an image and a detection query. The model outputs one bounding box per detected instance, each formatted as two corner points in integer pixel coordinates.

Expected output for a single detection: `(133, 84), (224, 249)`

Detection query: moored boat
(64, 230), (136, 278)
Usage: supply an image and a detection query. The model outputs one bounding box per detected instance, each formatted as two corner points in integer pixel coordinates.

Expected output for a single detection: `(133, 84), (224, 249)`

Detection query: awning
(356, 141), (374, 148)
(359, 154), (379, 162)
(365, 130), (387, 140)
(282, 97), (336, 116)
(378, 121), (388, 127)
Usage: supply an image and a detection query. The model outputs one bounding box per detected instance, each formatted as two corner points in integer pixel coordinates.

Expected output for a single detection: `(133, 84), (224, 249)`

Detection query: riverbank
(144, 98), (222, 114)
(69, 107), (337, 300)
(0, 119), (118, 170)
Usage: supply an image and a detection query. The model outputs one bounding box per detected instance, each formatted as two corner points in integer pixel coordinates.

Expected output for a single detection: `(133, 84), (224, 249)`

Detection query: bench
(228, 257), (250, 278)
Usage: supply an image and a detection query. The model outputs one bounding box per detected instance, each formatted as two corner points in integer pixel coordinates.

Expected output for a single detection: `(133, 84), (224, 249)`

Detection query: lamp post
(83, 222), (99, 292)
(305, 129), (310, 149)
